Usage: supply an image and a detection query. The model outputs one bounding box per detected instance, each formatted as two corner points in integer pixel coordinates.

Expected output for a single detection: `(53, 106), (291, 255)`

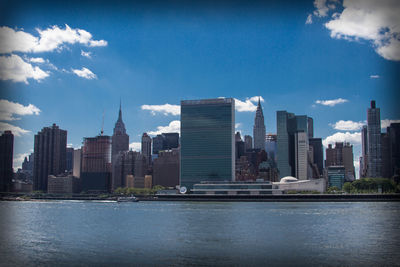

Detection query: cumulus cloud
(322, 131), (361, 147)
(0, 54), (49, 83)
(370, 75), (380, 79)
(141, 104), (180, 116)
(29, 57), (45, 63)
(0, 122), (30, 136)
(148, 120), (180, 136)
(235, 123), (242, 129)
(81, 50), (92, 59)
(234, 96), (264, 112)
(311, 0), (400, 61)
(72, 67), (97, 79)
(13, 152), (30, 170)
(0, 99), (41, 121)
(306, 14), (313, 24)
(381, 119), (400, 129)
(315, 98), (348, 107)
(330, 120), (365, 131)
(0, 25), (107, 54)
(129, 142), (141, 152)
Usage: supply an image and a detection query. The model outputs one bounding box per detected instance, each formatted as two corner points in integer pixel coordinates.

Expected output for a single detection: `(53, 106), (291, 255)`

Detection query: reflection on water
(0, 201), (399, 266)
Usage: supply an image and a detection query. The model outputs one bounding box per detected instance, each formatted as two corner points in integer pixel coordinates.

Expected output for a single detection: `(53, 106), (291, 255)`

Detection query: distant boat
(117, 196), (139, 202)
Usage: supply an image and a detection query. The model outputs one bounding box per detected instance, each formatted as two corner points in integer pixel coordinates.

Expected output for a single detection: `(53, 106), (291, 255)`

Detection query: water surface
(1, 201), (399, 266)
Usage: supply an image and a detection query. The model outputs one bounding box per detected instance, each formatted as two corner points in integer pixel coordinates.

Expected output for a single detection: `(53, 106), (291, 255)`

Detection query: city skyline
(1, 0), (400, 178)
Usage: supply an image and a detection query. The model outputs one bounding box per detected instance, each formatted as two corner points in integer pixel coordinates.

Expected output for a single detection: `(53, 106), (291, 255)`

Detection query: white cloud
(235, 123), (242, 129)
(370, 74), (380, 79)
(313, 0), (330, 17)
(29, 57), (45, 63)
(0, 54), (49, 84)
(129, 142), (141, 152)
(306, 14), (313, 24)
(72, 67), (97, 79)
(141, 104), (180, 116)
(0, 25), (107, 54)
(330, 120), (365, 131)
(13, 152), (30, 171)
(316, 0), (400, 61)
(315, 98), (348, 107)
(322, 131), (361, 147)
(148, 120), (180, 136)
(234, 96), (264, 112)
(0, 122), (30, 136)
(381, 119), (400, 129)
(81, 50), (92, 59)
(0, 99), (41, 121)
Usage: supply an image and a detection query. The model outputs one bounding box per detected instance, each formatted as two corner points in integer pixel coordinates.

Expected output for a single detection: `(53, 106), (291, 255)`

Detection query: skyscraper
(360, 125), (368, 178)
(309, 138), (323, 175)
(180, 98), (235, 190)
(0, 131), (14, 192)
(276, 111), (311, 179)
(111, 102), (129, 190)
(152, 133), (179, 155)
(81, 135), (112, 192)
(33, 124), (67, 192)
(295, 132), (308, 180)
(325, 142), (355, 181)
(244, 135), (253, 151)
(253, 98), (266, 150)
(141, 133), (152, 165)
(307, 117), (314, 139)
(367, 100), (381, 177)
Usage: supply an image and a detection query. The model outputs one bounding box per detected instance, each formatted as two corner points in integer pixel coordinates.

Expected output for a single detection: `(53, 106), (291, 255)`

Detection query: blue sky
(1, 0), (399, 177)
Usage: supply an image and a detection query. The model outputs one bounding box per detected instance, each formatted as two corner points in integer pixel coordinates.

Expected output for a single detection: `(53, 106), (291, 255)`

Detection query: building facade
(81, 135), (112, 192)
(153, 149), (180, 188)
(325, 142), (355, 181)
(244, 135), (253, 151)
(180, 98), (235, 191)
(111, 103), (129, 190)
(367, 100), (382, 177)
(33, 124), (67, 192)
(253, 98), (266, 150)
(309, 138), (323, 175)
(141, 133), (152, 165)
(0, 131), (14, 192)
(276, 111), (310, 179)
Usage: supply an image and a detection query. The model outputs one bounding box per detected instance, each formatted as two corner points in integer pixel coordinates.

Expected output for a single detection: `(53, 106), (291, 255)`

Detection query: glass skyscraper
(180, 98), (235, 191)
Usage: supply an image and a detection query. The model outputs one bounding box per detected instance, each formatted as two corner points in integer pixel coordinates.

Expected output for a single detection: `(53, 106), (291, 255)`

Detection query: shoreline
(1, 193), (400, 202)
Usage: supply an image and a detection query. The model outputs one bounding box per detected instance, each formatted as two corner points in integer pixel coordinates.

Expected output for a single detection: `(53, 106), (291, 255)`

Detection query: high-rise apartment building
(180, 98), (235, 190)
(235, 132), (245, 160)
(33, 124), (67, 192)
(381, 123), (400, 178)
(141, 133), (152, 165)
(253, 98), (266, 150)
(111, 103), (129, 189)
(0, 131), (14, 192)
(153, 148), (180, 187)
(325, 142), (355, 181)
(367, 100), (381, 177)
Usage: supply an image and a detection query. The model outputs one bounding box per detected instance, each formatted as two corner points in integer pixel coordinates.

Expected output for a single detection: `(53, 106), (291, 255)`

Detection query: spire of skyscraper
(253, 97), (266, 150)
(117, 98), (123, 123)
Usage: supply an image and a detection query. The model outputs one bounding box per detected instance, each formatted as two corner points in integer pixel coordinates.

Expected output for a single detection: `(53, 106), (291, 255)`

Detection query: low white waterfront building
(273, 176), (326, 193)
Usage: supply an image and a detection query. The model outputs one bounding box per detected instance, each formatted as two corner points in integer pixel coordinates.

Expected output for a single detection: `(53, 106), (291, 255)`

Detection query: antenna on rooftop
(101, 109), (105, 136)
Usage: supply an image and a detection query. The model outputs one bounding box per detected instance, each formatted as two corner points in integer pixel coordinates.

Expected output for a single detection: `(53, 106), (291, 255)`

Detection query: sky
(0, 0), (399, 177)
